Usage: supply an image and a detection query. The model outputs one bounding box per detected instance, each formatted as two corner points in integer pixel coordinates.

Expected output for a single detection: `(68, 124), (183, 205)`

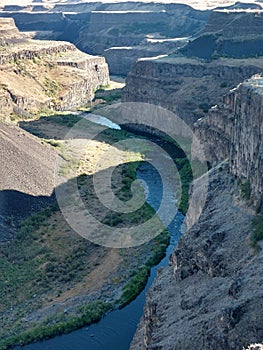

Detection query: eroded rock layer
(130, 168), (263, 350)
(0, 18), (109, 117)
(195, 74), (263, 206)
(122, 56), (263, 125)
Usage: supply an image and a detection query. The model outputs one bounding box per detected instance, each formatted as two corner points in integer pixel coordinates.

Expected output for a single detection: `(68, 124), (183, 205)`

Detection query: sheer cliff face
(229, 76), (263, 205)
(122, 57), (263, 125)
(0, 19), (109, 117)
(196, 75), (263, 206)
(130, 169), (263, 350)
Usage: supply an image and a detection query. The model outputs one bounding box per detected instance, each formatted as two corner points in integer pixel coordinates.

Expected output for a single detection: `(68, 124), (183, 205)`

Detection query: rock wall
(180, 7), (263, 59)
(77, 4), (208, 64)
(122, 56), (263, 125)
(129, 50), (263, 350)
(104, 40), (187, 75)
(0, 20), (109, 117)
(195, 74), (263, 206)
(229, 76), (263, 204)
(130, 168), (263, 350)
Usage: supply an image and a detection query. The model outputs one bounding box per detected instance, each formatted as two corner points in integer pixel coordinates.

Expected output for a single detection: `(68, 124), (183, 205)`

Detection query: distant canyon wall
(0, 2), (210, 74)
(181, 8), (263, 59)
(0, 18), (109, 118)
(122, 56), (263, 125)
(2, 3), (263, 75)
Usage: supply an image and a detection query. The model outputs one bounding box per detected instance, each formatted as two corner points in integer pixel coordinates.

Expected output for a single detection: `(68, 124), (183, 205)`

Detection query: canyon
(127, 77), (263, 349)
(121, 4), (263, 350)
(0, 1), (262, 350)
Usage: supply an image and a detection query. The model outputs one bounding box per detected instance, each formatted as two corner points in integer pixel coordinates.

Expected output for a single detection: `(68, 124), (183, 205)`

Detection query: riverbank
(11, 149), (185, 350)
(0, 86), (186, 349)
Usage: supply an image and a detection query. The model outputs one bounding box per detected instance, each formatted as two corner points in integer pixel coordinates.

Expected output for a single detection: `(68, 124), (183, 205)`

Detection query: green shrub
(220, 81), (228, 88)
(45, 139), (61, 148)
(43, 78), (60, 97)
(0, 301), (112, 350)
(241, 180), (251, 200)
(176, 158), (193, 214)
(119, 230), (169, 308)
(119, 266), (150, 308)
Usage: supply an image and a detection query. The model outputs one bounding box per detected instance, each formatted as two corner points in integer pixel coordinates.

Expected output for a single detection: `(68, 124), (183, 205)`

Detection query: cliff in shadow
(122, 56), (263, 125)
(181, 4), (263, 59)
(127, 7), (263, 348)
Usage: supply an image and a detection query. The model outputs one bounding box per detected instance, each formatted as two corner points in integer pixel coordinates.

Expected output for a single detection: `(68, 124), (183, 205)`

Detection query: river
(17, 116), (184, 350)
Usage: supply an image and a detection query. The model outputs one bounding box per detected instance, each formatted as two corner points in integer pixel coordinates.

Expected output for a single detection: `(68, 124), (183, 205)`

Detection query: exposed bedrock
(130, 168), (263, 350)
(195, 74), (263, 206)
(181, 6), (263, 59)
(122, 56), (263, 125)
(0, 19), (109, 116)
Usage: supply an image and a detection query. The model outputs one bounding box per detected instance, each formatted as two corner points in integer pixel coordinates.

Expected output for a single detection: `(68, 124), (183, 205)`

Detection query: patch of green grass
(43, 78), (60, 98)
(175, 157), (193, 215)
(118, 230), (170, 308)
(250, 214), (263, 251)
(48, 113), (82, 128)
(98, 91), (122, 103)
(119, 266), (149, 308)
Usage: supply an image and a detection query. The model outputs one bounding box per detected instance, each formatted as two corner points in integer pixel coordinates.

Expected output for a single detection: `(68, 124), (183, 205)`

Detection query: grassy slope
(0, 111), (173, 349)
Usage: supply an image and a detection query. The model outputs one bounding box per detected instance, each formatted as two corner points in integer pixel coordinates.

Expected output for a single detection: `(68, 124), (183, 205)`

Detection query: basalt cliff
(122, 55), (263, 125)
(0, 18), (109, 119)
(124, 4), (263, 350)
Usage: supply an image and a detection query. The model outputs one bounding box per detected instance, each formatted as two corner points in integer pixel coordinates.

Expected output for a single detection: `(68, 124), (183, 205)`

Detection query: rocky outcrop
(0, 19), (109, 116)
(122, 56), (263, 125)
(229, 76), (263, 204)
(0, 17), (24, 44)
(181, 7), (263, 59)
(195, 74), (263, 206)
(130, 167), (263, 350)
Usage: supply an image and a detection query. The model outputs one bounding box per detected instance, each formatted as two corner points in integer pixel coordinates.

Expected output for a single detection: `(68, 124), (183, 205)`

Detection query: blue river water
(17, 144), (184, 350)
